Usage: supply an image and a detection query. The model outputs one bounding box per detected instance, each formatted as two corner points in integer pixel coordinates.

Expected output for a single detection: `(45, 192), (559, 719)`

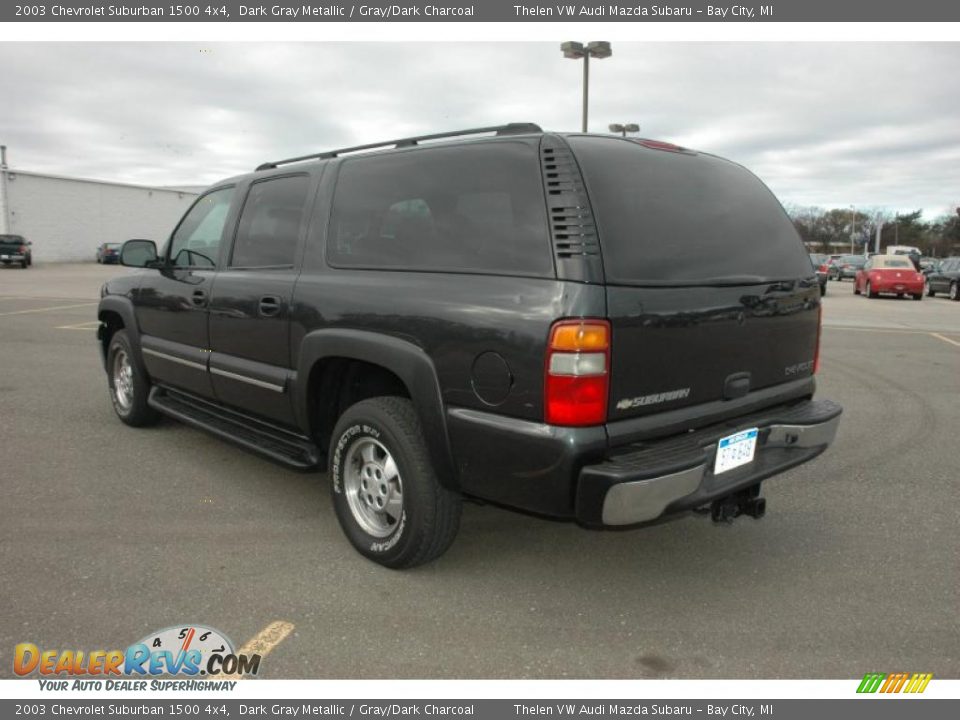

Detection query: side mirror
(120, 239), (159, 268)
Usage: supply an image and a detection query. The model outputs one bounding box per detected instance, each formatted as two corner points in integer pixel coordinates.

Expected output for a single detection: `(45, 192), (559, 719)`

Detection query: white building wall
(4, 170), (199, 262)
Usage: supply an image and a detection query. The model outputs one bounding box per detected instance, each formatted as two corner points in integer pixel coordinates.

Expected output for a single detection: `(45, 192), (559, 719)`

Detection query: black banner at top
(4, 0), (960, 22)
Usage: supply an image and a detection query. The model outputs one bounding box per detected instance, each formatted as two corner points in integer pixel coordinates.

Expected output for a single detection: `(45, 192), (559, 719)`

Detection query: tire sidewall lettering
(331, 424), (364, 494)
(331, 423), (383, 494)
(332, 421), (405, 554)
(370, 511), (405, 553)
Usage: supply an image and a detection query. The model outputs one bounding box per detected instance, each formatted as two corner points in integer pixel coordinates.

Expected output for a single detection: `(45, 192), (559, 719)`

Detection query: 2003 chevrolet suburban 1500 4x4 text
(97, 124), (842, 567)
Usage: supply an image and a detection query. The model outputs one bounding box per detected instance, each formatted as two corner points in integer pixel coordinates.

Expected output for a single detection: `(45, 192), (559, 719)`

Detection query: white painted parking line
(0, 295), (97, 302)
(824, 325), (960, 338)
(930, 332), (960, 348)
(56, 321), (101, 330)
(0, 302), (97, 317)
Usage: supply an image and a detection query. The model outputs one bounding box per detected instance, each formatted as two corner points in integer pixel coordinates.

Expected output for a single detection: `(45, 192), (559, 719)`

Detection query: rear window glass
(876, 257), (913, 268)
(839, 255), (864, 264)
(327, 141), (552, 277)
(568, 136), (812, 285)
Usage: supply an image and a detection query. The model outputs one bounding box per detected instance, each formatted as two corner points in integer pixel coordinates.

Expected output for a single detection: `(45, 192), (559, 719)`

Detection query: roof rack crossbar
(255, 123), (542, 171)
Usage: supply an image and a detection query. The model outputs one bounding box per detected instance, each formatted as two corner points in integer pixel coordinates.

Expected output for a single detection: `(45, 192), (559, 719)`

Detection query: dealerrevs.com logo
(14, 625), (261, 690)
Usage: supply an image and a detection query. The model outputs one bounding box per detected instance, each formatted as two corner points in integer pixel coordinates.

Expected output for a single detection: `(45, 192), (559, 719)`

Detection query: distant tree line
(785, 205), (960, 257)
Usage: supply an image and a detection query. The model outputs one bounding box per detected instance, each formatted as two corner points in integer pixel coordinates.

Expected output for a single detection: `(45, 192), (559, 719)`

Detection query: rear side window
(327, 142), (552, 276)
(568, 137), (812, 285)
(231, 175), (310, 268)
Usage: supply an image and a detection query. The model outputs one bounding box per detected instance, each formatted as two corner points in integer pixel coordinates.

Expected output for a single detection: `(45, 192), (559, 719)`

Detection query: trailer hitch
(705, 484), (766, 523)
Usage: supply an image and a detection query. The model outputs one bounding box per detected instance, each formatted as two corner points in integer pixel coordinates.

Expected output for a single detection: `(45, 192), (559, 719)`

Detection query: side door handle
(191, 289), (207, 307)
(259, 295), (282, 317)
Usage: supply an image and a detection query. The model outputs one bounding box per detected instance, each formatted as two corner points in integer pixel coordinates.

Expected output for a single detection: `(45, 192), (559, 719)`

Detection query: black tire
(853, 283), (860, 295)
(866, 281), (877, 299)
(330, 396), (461, 569)
(951, 282), (960, 302)
(21, 259), (28, 269)
(106, 330), (159, 427)
(820, 283), (826, 297)
(912, 294), (922, 301)
(926, 281), (935, 297)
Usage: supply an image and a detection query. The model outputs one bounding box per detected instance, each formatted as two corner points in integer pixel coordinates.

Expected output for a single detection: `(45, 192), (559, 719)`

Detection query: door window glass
(231, 175), (310, 268)
(169, 187), (235, 268)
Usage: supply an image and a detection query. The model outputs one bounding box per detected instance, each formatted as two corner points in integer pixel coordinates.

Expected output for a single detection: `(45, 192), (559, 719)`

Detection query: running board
(148, 387), (321, 471)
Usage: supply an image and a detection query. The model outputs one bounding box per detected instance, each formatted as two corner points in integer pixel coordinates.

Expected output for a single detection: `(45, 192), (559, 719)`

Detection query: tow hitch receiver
(704, 484), (766, 523)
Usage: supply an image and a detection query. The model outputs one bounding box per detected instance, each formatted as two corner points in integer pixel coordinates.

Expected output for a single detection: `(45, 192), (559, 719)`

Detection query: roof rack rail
(255, 123), (543, 171)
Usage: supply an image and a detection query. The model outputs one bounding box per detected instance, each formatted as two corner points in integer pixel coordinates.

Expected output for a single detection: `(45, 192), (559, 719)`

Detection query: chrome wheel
(112, 349), (134, 412)
(343, 437), (403, 538)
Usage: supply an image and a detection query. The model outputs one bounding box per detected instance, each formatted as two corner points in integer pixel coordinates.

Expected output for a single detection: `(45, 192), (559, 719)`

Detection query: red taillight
(813, 305), (822, 375)
(818, 264), (828, 273)
(19, 245), (28, 254)
(544, 319), (610, 426)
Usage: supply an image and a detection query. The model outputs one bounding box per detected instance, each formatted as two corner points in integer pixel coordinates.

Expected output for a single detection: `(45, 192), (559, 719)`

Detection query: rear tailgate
(568, 136), (819, 422)
(0, 236), (25, 254)
(605, 283), (818, 420)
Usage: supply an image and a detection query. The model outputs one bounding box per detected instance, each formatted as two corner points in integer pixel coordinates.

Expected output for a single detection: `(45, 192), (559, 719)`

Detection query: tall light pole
(609, 123), (639, 137)
(849, 205), (856, 254)
(0, 145), (10, 235)
(561, 41), (612, 133)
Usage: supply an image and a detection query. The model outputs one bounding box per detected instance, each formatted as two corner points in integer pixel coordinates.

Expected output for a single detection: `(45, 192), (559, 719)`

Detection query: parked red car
(854, 255), (925, 300)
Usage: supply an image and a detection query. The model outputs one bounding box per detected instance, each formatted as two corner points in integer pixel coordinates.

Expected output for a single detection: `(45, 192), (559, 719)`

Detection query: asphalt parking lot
(1, 264), (958, 679)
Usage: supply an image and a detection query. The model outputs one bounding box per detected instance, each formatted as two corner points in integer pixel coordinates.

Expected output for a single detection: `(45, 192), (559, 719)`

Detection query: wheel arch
(295, 329), (457, 489)
(97, 296), (144, 372)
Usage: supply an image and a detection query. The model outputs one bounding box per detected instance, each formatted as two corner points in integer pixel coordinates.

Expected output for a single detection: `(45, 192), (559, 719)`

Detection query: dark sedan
(96, 243), (122, 264)
(926, 257), (960, 300)
(828, 254), (866, 281)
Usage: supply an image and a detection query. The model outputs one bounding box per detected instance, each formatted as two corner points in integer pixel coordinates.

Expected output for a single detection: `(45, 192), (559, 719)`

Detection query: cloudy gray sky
(1, 42), (958, 218)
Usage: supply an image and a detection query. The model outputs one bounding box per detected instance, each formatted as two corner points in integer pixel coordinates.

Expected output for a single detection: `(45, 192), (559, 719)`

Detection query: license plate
(714, 428), (759, 474)
(0, 255), (9, 260)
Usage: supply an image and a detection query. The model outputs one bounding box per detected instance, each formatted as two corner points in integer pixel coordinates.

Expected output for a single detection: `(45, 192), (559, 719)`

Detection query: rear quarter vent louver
(540, 140), (604, 282)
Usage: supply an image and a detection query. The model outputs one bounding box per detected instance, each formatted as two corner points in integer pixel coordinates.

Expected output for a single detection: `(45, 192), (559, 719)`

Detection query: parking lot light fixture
(561, 41), (613, 133)
(609, 123), (640, 137)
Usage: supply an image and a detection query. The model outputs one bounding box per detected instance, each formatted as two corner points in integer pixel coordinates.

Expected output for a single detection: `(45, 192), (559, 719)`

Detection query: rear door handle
(259, 295), (282, 317)
(191, 289), (207, 307)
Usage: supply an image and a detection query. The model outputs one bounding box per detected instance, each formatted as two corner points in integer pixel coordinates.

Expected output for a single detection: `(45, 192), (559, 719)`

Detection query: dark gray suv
(98, 124), (842, 567)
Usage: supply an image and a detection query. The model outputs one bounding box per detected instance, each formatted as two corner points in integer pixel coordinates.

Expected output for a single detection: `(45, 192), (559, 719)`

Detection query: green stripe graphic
(857, 673), (886, 693)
